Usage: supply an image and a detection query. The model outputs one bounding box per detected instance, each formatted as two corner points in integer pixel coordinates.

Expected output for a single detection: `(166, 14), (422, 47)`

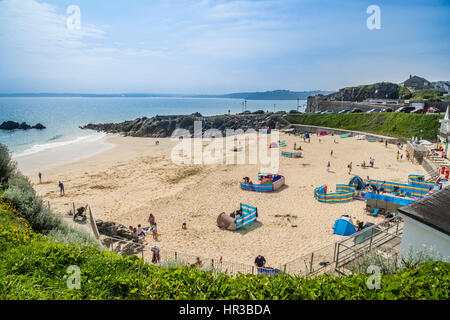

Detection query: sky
(0, 0), (449, 94)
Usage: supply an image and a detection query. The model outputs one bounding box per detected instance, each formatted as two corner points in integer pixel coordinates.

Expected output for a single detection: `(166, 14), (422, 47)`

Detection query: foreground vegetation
(286, 113), (444, 140)
(0, 144), (449, 300)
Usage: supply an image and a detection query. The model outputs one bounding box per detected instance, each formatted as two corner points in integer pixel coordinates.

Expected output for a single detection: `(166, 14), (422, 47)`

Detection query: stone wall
(306, 98), (389, 113)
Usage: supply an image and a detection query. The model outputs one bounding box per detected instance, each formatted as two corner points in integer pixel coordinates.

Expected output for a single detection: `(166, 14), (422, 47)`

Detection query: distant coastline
(0, 90), (333, 100)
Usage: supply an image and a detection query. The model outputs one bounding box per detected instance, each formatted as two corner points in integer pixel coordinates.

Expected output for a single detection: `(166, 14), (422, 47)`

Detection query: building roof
(398, 186), (450, 236)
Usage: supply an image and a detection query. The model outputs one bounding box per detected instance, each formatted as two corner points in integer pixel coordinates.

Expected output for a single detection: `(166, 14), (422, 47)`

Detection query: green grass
(0, 198), (449, 300)
(286, 113), (444, 140)
(411, 89), (446, 101)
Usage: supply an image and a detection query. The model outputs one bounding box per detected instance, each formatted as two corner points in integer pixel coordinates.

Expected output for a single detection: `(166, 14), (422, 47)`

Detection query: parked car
(338, 109), (351, 114)
(381, 107), (393, 112)
(322, 110), (334, 114)
(289, 110), (301, 114)
(276, 111), (287, 114)
(349, 108), (363, 113)
(240, 110), (252, 114)
(395, 106), (415, 113)
(367, 108), (382, 113)
(252, 110), (265, 114)
(427, 107), (440, 113)
(410, 108), (427, 114)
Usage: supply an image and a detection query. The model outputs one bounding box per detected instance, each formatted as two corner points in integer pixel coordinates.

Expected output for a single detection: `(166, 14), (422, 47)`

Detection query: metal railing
(282, 216), (404, 277)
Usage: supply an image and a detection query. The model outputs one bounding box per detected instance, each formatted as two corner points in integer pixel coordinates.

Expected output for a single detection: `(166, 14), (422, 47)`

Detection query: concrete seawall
(285, 123), (405, 144)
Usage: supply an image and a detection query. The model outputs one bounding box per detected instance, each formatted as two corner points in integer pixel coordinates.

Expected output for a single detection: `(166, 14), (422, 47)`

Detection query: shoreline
(29, 132), (427, 265)
(14, 132), (116, 176)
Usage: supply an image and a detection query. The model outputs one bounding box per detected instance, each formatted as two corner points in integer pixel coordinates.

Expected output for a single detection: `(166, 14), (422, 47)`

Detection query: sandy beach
(29, 132), (426, 266)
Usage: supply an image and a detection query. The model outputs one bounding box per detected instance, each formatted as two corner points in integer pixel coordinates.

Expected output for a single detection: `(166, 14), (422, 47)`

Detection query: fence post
(72, 202), (75, 215)
(211, 259), (214, 268)
(252, 266), (254, 275)
(335, 243), (340, 268)
(175, 252), (177, 262)
(310, 252), (314, 273)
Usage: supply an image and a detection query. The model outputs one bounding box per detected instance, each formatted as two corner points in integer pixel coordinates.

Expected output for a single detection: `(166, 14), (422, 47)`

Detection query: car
(395, 106), (415, 113)
(276, 110), (287, 114)
(240, 110), (252, 114)
(367, 108), (382, 113)
(381, 107), (393, 112)
(338, 109), (351, 114)
(252, 110), (265, 114)
(322, 110), (334, 114)
(289, 110), (302, 114)
(410, 108), (427, 114)
(427, 107), (440, 113)
(349, 108), (363, 113)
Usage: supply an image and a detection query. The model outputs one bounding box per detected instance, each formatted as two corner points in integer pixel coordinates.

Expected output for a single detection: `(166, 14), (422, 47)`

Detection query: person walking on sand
(38, 172), (42, 184)
(330, 150), (333, 157)
(347, 162), (352, 175)
(396, 152), (400, 161)
(370, 157), (375, 168)
(327, 161), (331, 172)
(148, 213), (155, 226)
(58, 181), (64, 196)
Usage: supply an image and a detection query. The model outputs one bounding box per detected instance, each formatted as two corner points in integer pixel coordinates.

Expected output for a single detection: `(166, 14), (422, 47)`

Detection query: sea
(0, 97), (305, 173)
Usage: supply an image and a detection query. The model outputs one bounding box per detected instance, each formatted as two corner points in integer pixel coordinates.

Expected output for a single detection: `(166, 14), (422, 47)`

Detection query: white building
(398, 187), (450, 262)
(438, 106), (450, 158)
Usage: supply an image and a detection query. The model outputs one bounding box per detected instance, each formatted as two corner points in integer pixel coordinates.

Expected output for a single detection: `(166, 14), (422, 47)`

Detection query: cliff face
(80, 114), (291, 137)
(326, 82), (411, 102)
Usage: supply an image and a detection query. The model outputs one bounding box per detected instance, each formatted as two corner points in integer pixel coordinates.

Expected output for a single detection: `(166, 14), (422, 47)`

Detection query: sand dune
(30, 133), (426, 267)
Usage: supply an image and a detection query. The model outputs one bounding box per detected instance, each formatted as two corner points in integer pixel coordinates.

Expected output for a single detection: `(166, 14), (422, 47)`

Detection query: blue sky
(0, 0), (449, 93)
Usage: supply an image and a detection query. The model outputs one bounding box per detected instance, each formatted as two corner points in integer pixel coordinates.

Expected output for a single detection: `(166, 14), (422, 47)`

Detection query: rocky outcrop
(95, 219), (133, 240)
(0, 121), (46, 130)
(325, 82), (411, 102)
(81, 114), (291, 137)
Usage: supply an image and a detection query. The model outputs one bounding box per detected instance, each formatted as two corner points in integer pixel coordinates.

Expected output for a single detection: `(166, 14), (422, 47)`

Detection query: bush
(0, 144), (99, 246)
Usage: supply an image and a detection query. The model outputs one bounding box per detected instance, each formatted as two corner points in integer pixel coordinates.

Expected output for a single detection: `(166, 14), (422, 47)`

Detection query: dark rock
(0, 121), (20, 130)
(81, 114), (291, 138)
(0, 121), (46, 130)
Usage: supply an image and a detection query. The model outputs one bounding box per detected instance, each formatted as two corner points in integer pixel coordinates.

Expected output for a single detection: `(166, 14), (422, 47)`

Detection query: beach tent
(355, 135), (366, 140)
(349, 176), (365, 190)
(279, 140), (287, 147)
(304, 132), (310, 139)
(333, 215), (356, 236)
(367, 136), (377, 142)
(340, 133), (352, 138)
(269, 142), (278, 148)
(319, 131), (328, 136)
(262, 127), (271, 134)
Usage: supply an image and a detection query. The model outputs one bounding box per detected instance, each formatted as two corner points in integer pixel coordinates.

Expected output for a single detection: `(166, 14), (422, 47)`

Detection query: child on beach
(38, 172), (42, 184)
(182, 222), (187, 229)
(330, 150), (333, 157)
(347, 162), (352, 175)
(327, 161), (331, 172)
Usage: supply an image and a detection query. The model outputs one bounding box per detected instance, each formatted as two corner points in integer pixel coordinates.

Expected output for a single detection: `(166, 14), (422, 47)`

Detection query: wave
(12, 133), (109, 158)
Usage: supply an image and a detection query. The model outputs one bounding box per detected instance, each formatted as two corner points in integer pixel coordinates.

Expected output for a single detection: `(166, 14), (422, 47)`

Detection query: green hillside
(286, 113), (444, 140)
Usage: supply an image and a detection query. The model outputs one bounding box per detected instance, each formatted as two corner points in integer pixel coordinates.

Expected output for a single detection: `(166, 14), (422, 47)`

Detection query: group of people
(129, 213), (158, 242)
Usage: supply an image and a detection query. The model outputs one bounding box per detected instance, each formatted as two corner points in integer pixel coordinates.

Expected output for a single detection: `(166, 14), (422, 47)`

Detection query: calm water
(0, 97), (305, 157)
